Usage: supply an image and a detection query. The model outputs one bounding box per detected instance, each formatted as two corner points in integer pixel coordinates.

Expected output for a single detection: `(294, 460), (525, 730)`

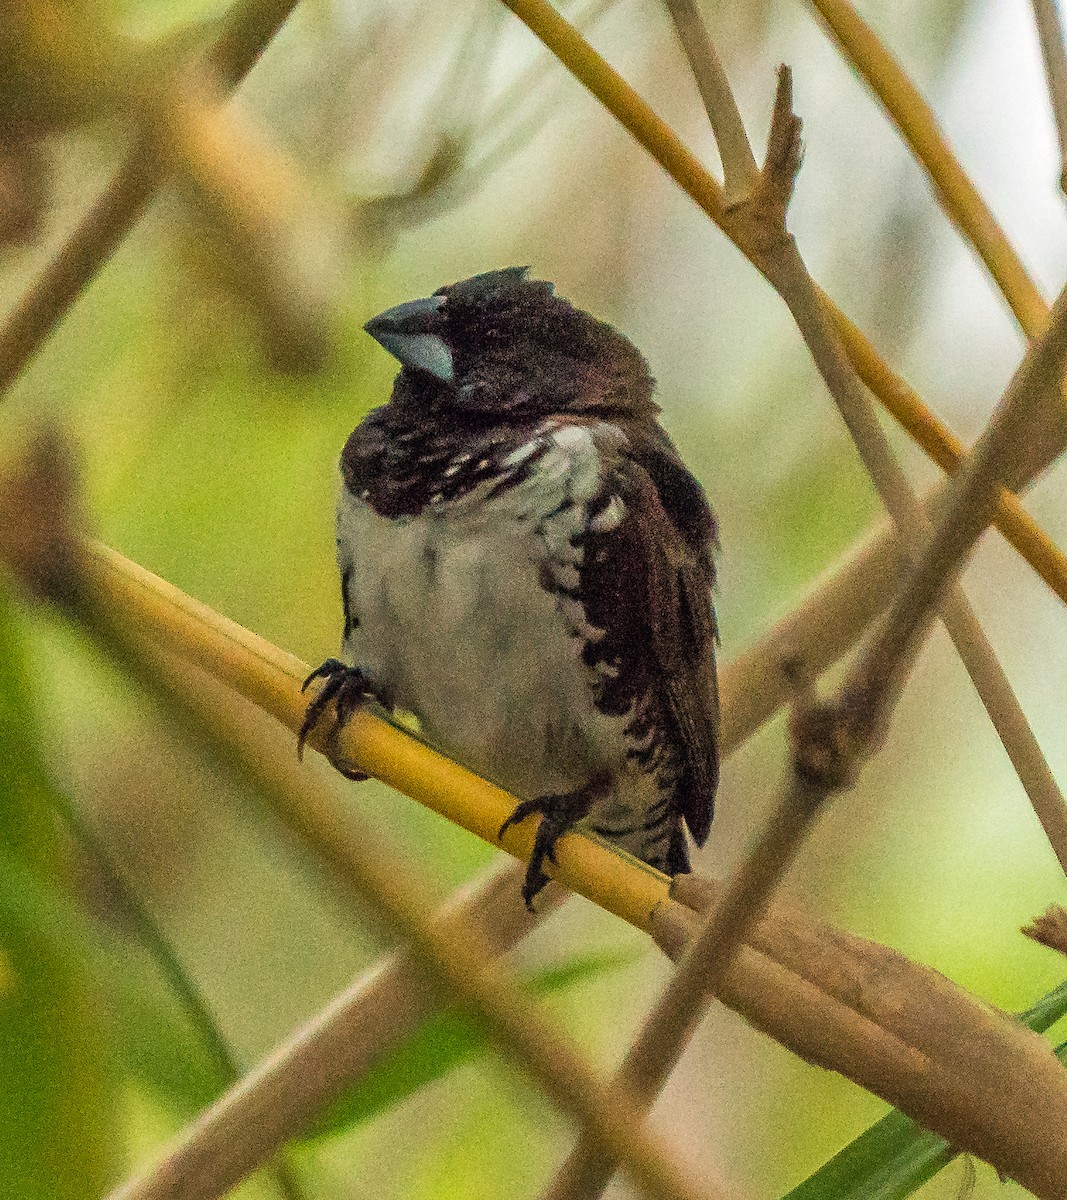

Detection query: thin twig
(746, 74), (1067, 873)
(846, 284), (1067, 733)
(1030, 0), (1067, 197)
(662, 0), (758, 204)
(496, 0), (1067, 610)
(785, 282), (1067, 865)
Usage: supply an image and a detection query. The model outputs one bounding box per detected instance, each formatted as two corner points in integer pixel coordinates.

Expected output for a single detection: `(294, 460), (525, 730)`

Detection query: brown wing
(624, 463), (719, 842)
(575, 448), (719, 845)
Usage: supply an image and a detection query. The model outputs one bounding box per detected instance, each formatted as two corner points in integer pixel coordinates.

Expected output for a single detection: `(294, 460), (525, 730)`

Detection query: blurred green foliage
(0, 584), (117, 1200)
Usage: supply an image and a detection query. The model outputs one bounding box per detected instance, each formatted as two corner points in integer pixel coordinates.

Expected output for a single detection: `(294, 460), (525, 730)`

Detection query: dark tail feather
(665, 822), (691, 877)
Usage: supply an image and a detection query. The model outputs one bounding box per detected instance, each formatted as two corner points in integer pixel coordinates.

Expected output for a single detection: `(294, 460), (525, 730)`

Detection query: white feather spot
(502, 440), (541, 468)
(589, 494), (626, 533)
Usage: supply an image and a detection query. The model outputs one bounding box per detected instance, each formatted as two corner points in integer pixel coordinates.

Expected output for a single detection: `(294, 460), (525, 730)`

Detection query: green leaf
(54, 795), (243, 1123)
(303, 946), (639, 1141)
(94, 927), (236, 1118)
(782, 1111), (953, 1200)
(782, 981), (1067, 1200)
(0, 583), (118, 1199)
(1016, 979), (1067, 1033)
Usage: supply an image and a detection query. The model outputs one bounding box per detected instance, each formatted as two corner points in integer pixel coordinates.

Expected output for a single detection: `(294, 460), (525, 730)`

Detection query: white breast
(335, 421), (634, 802)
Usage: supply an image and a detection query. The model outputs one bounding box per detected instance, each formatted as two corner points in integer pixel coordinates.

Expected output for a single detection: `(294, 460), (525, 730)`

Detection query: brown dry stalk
(655, 876), (1067, 1200)
(733, 62), (1067, 867)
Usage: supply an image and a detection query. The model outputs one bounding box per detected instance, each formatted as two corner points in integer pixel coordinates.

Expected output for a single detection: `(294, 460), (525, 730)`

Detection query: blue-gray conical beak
(364, 295), (453, 382)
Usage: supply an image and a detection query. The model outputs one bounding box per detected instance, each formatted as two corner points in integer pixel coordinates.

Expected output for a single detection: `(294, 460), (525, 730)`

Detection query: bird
(300, 267), (720, 909)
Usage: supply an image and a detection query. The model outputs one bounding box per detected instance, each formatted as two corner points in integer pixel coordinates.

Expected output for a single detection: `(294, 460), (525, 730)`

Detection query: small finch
(301, 268), (720, 908)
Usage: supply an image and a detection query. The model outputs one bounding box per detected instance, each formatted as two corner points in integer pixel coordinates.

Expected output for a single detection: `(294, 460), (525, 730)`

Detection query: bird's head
(364, 268), (657, 422)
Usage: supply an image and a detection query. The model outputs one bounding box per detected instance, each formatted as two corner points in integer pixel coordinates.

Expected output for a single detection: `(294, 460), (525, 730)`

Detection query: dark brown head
(364, 268), (658, 423)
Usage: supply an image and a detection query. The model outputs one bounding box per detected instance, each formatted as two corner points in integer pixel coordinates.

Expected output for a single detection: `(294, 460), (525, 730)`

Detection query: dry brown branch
(109, 850), (561, 1200)
(1031, 0), (1067, 197)
(842, 286), (1067, 743)
(780, 281), (1067, 919)
(693, 5), (1067, 869)
(654, 875), (1067, 1200)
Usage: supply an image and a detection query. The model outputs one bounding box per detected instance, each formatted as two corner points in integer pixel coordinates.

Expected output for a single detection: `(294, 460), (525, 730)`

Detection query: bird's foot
(498, 787), (597, 911)
(298, 658), (378, 779)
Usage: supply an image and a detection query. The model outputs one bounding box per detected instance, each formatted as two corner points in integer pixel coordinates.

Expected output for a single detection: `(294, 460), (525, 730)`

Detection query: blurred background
(2, 0), (1067, 1196)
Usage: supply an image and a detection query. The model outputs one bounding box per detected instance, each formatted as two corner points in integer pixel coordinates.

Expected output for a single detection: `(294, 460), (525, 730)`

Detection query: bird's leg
(498, 777), (607, 910)
(298, 658), (380, 780)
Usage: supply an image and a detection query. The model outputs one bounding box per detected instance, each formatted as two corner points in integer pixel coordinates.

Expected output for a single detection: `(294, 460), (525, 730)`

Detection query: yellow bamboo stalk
(85, 541), (668, 932)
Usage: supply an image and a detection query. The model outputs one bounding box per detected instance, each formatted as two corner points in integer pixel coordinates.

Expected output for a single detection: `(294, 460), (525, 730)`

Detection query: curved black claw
(299, 658), (377, 779)
(499, 787), (598, 912)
